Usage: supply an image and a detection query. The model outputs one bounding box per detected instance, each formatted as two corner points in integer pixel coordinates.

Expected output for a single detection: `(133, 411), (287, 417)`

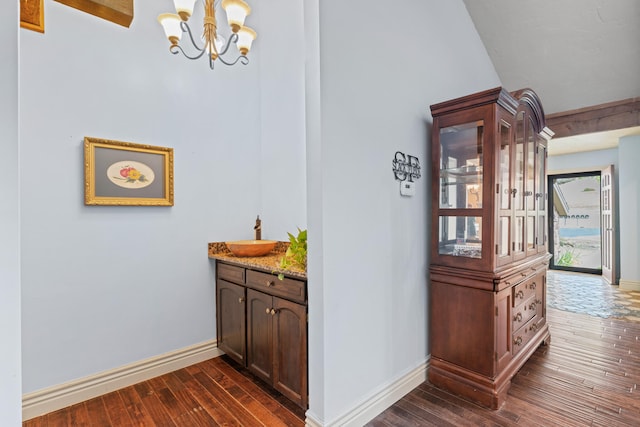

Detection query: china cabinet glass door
(496, 118), (512, 266)
(513, 111), (526, 261)
(438, 120), (484, 259)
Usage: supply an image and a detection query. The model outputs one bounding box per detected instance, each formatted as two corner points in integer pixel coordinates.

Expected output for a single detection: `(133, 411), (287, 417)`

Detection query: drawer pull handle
(530, 282), (537, 290)
(530, 323), (539, 332)
(529, 302), (537, 311)
(513, 313), (523, 322)
(514, 336), (522, 346)
(238, 297), (244, 303)
(516, 290), (524, 299)
(266, 280), (274, 287)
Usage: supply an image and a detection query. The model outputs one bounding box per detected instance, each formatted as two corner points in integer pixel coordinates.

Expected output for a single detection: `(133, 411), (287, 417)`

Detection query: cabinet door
(536, 142), (548, 253)
(513, 110), (526, 262)
(496, 117), (513, 267)
(434, 113), (487, 269)
(247, 289), (273, 383)
(273, 297), (308, 408)
(217, 280), (246, 365)
(495, 287), (512, 373)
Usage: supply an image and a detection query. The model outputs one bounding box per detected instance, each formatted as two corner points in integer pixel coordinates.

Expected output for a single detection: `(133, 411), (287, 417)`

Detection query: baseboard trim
(620, 279), (640, 291)
(305, 357), (428, 427)
(22, 339), (223, 421)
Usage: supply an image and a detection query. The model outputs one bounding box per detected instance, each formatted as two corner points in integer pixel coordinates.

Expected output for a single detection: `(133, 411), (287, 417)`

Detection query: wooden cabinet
(428, 87), (553, 409)
(216, 261), (308, 409)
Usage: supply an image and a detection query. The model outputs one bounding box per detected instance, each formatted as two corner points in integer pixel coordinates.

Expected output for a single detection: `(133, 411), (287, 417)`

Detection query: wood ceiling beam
(545, 98), (640, 139)
(55, 0), (133, 28)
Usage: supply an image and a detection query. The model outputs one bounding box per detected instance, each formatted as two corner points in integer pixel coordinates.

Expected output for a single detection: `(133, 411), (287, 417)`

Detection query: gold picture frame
(84, 137), (174, 206)
(20, 0), (45, 33)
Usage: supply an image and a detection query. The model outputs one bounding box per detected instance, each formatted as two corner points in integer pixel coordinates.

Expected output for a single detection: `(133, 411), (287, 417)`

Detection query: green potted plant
(277, 228), (307, 280)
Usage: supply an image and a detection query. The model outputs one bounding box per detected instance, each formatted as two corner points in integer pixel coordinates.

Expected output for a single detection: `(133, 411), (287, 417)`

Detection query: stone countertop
(208, 242), (307, 280)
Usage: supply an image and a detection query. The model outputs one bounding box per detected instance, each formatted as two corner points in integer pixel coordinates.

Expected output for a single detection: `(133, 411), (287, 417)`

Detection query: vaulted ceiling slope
(463, 0), (640, 115)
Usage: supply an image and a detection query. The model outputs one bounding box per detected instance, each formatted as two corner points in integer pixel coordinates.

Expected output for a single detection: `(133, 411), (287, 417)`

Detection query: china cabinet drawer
(512, 274), (540, 306)
(512, 294), (537, 330)
(246, 270), (306, 303)
(512, 315), (539, 355)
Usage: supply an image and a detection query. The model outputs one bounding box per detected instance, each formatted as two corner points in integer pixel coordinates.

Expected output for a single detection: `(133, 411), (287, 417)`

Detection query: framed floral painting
(84, 137), (174, 206)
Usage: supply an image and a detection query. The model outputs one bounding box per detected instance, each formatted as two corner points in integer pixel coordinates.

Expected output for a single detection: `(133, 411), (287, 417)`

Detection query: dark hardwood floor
(24, 307), (640, 426)
(23, 355), (306, 427)
(368, 308), (640, 426)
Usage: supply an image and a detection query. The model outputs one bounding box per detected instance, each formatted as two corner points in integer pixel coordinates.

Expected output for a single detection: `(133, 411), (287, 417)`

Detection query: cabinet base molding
(428, 327), (550, 410)
(22, 340), (223, 421)
(305, 359), (428, 427)
(620, 279), (640, 291)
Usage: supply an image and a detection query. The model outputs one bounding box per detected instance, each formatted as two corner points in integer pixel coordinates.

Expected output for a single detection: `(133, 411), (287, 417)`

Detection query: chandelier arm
(170, 43), (208, 61)
(217, 32), (239, 57)
(216, 55), (249, 66)
(179, 21), (208, 57)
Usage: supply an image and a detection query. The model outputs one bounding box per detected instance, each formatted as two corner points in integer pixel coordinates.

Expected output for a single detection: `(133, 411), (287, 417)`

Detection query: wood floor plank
(83, 396), (113, 426)
(179, 370), (243, 426)
(163, 372), (220, 426)
(192, 370), (265, 426)
(65, 402), (90, 426)
(210, 356), (305, 426)
(200, 359), (290, 427)
(101, 389), (134, 426)
(44, 409), (69, 427)
(118, 386), (158, 426)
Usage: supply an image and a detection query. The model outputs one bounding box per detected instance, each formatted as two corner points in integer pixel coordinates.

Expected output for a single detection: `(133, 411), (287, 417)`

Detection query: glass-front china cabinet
(428, 87), (554, 409)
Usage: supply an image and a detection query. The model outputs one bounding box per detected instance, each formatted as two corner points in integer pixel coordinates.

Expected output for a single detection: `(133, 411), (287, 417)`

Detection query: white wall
(618, 135), (640, 287)
(548, 148), (619, 174)
(0, 1), (22, 424)
(20, 1), (305, 394)
(305, 0), (500, 423)
(257, 0), (307, 239)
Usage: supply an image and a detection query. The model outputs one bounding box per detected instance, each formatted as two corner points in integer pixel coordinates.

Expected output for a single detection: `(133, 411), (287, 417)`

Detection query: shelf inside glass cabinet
(440, 165), (483, 185)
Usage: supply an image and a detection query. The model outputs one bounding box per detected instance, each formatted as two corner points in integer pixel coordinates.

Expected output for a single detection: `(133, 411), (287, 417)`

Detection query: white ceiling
(463, 0), (640, 155)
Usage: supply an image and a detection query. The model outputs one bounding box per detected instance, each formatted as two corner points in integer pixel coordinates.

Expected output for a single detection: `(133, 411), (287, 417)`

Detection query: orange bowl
(225, 240), (277, 257)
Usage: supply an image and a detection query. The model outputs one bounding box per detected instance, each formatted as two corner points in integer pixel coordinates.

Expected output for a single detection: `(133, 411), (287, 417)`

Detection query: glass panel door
(438, 121), (484, 259)
(513, 111), (526, 259)
(548, 171), (602, 274)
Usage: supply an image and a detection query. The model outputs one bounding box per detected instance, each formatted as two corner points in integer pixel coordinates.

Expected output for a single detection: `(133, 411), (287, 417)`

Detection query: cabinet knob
(511, 188), (518, 197)
(238, 297), (244, 303)
(270, 308), (279, 316)
(266, 280), (274, 287)
(265, 307), (271, 314)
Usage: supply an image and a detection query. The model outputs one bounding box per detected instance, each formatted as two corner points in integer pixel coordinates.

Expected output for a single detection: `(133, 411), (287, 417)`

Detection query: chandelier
(158, 0), (256, 70)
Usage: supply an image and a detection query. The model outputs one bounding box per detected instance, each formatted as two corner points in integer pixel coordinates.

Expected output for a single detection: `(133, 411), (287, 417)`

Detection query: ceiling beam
(545, 98), (640, 139)
(54, 0), (133, 28)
